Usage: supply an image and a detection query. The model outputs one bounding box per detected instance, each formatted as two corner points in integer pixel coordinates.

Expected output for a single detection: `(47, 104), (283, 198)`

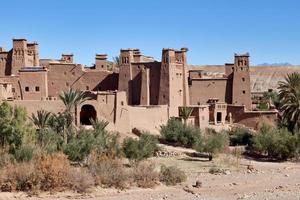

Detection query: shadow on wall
(94, 73), (119, 91)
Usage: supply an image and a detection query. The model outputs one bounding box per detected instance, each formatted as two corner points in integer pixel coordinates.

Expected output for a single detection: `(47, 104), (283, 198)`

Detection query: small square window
(242, 78), (245, 82)
(243, 90), (246, 94)
(25, 87), (29, 92)
(86, 86), (89, 90)
(12, 88), (15, 93)
(101, 65), (104, 68)
(35, 86), (40, 92)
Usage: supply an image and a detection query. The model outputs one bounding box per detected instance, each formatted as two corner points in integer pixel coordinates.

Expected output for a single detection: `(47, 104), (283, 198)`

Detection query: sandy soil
(1, 146), (299, 200)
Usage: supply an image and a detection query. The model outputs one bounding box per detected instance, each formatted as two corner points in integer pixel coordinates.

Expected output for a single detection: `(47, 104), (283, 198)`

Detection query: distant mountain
(256, 62), (292, 66)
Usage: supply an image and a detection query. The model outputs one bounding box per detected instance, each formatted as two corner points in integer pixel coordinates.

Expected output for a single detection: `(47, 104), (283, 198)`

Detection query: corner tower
(158, 48), (189, 117)
(232, 53), (251, 109)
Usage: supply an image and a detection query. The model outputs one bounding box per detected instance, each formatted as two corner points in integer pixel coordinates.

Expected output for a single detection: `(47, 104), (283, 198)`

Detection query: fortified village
(0, 38), (278, 133)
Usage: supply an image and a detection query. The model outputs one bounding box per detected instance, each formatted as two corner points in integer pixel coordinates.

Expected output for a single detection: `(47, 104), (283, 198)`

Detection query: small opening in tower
(242, 90), (246, 94)
(25, 86), (29, 92)
(242, 78), (245, 82)
(35, 86), (39, 92)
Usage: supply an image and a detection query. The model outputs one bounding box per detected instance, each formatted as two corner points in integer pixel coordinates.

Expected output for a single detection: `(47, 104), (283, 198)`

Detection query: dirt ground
(1, 145), (299, 200)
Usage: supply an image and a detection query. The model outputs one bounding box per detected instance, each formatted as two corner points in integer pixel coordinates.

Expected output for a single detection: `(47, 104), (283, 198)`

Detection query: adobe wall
(0, 51), (12, 76)
(227, 105), (277, 129)
(7, 100), (65, 116)
(189, 78), (228, 105)
(128, 105), (168, 134)
(19, 70), (48, 100)
(47, 63), (118, 97)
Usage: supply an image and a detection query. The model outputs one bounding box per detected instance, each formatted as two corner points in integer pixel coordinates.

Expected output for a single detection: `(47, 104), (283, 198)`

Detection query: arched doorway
(80, 104), (97, 125)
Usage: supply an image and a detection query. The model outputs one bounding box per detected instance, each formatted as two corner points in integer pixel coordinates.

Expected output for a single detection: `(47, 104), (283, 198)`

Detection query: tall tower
(231, 53), (251, 110)
(158, 48), (189, 117)
(118, 49), (135, 104)
(11, 39), (28, 75)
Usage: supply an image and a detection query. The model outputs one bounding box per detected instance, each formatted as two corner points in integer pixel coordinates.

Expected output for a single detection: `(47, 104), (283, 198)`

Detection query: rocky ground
(1, 145), (299, 200)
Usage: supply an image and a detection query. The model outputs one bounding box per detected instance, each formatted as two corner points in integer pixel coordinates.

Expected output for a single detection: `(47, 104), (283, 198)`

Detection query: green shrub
(64, 129), (95, 162)
(160, 118), (201, 148)
(194, 131), (229, 159)
(229, 127), (253, 146)
(257, 102), (269, 110)
(250, 124), (300, 160)
(13, 145), (35, 162)
(159, 165), (187, 186)
(123, 132), (159, 162)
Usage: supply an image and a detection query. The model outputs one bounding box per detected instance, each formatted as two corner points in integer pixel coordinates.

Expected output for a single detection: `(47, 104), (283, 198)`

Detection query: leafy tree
(278, 72), (300, 130)
(250, 124), (300, 160)
(0, 102), (35, 158)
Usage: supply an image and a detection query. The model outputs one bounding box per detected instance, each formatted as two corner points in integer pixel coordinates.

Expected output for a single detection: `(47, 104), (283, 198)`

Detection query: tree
(0, 102), (34, 153)
(31, 110), (52, 144)
(179, 107), (193, 125)
(278, 72), (300, 130)
(113, 56), (121, 67)
(59, 88), (90, 126)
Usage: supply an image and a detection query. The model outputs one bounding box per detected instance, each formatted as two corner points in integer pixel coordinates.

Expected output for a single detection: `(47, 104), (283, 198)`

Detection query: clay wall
(128, 105), (168, 134)
(189, 78), (228, 105)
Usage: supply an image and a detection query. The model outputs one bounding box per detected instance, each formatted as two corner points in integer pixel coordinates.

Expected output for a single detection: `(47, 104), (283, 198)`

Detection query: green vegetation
(123, 132), (159, 163)
(160, 118), (201, 148)
(229, 127), (252, 146)
(250, 124), (300, 160)
(278, 72), (300, 130)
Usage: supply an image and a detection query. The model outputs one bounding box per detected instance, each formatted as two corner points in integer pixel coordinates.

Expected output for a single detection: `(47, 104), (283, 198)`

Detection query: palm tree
(113, 55), (121, 67)
(59, 88), (90, 126)
(31, 110), (51, 144)
(278, 72), (300, 130)
(179, 106), (194, 125)
(31, 110), (51, 130)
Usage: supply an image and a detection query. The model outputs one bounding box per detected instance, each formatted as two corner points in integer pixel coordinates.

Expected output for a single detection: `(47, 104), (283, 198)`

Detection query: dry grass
(0, 162), (40, 193)
(67, 168), (94, 193)
(88, 154), (129, 189)
(159, 165), (187, 186)
(132, 161), (159, 188)
(37, 153), (71, 191)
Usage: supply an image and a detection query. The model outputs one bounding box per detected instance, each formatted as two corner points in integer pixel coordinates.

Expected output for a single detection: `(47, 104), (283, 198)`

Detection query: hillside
(189, 65), (300, 92)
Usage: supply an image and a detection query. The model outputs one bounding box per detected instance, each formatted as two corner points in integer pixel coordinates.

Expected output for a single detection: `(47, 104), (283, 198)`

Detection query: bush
(194, 131), (229, 159)
(13, 145), (35, 162)
(160, 118), (201, 148)
(132, 161), (159, 188)
(0, 162), (40, 192)
(67, 168), (94, 193)
(250, 124), (300, 160)
(64, 128), (122, 162)
(159, 165), (187, 186)
(37, 153), (70, 191)
(88, 154), (129, 189)
(208, 166), (224, 174)
(229, 127), (252, 146)
(123, 132), (159, 162)
(64, 129), (95, 162)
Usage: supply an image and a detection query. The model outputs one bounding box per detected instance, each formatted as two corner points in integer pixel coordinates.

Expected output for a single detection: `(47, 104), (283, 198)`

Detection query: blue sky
(0, 0), (299, 65)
